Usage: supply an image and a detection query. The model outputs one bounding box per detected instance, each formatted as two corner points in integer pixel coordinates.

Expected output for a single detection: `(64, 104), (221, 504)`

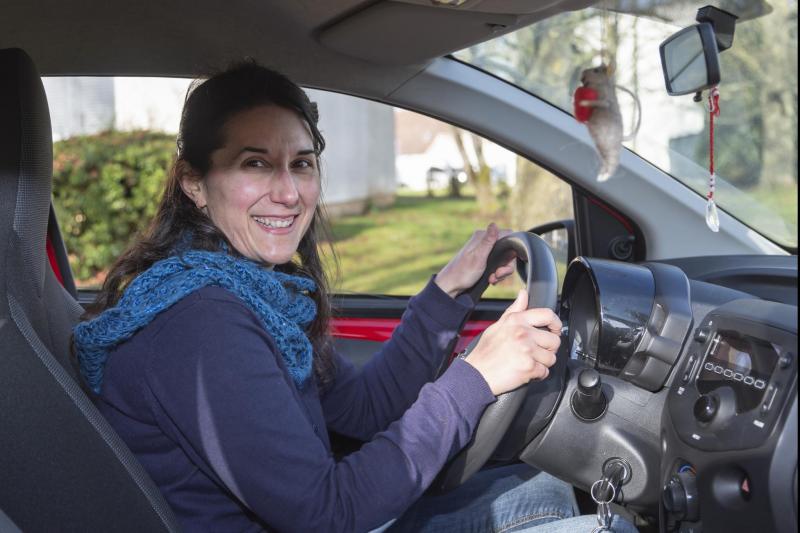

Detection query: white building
(394, 109), (517, 191)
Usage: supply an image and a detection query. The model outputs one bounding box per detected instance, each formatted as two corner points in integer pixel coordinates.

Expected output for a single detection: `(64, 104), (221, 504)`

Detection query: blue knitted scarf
(73, 250), (317, 394)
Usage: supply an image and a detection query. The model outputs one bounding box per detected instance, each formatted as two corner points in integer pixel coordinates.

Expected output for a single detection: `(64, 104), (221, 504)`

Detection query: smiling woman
(177, 105), (322, 267)
(66, 59), (627, 533)
(2, 0), (795, 531)
(79, 62), (338, 385)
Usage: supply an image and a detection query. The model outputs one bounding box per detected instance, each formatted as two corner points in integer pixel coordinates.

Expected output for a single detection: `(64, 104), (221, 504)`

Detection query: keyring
(590, 478), (617, 505)
(597, 503), (613, 526)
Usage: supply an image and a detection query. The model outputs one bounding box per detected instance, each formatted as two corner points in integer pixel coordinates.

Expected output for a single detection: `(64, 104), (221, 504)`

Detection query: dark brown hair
(83, 60), (337, 385)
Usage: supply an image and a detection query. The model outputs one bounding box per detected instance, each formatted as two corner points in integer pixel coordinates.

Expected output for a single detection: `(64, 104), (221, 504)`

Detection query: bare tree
(496, 11), (596, 228)
(451, 127), (497, 214)
(727, 0), (798, 188)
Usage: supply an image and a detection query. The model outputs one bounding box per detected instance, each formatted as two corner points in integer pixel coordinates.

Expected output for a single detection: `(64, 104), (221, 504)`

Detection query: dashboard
(511, 256), (798, 533)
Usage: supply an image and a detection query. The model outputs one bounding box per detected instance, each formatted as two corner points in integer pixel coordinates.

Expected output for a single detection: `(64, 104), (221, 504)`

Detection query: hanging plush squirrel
(574, 63), (639, 182)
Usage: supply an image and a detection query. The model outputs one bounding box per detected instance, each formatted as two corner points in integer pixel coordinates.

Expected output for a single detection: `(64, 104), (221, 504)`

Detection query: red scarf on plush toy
(573, 86), (598, 123)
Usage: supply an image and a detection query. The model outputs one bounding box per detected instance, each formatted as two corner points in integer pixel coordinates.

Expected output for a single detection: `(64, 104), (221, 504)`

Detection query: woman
(73, 62), (636, 532)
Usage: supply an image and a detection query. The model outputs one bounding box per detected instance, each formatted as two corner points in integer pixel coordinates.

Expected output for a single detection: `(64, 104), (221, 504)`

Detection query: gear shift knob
(571, 368), (608, 421)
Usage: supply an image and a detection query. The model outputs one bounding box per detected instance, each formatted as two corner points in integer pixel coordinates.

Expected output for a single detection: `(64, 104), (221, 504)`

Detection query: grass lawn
(324, 192), (523, 299)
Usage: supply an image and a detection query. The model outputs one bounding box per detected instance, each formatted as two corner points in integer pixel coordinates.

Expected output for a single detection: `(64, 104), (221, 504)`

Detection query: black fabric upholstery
(0, 48), (180, 532)
(0, 507), (22, 533)
(13, 51), (52, 296)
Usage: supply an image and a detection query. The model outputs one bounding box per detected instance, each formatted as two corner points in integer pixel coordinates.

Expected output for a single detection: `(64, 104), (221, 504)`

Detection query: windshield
(454, 0), (798, 249)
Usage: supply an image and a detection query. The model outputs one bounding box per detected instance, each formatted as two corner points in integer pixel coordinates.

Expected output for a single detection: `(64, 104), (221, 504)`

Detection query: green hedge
(53, 130), (176, 284)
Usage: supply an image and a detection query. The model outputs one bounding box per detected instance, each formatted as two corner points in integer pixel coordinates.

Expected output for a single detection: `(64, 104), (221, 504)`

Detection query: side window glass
(45, 77), (191, 290)
(308, 90), (573, 298)
(46, 79), (572, 298)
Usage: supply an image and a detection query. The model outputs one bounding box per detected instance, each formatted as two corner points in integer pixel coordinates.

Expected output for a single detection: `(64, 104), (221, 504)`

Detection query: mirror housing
(696, 5), (739, 52)
(659, 22), (721, 96)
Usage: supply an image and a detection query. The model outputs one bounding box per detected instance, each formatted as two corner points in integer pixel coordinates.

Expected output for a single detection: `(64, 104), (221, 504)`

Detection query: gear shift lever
(571, 368), (607, 421)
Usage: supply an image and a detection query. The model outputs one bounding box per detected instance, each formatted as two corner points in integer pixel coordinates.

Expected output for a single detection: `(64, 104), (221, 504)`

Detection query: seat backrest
(0, 47), (180, 532)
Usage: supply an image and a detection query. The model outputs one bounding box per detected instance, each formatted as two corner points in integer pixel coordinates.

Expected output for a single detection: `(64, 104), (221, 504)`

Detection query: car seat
(0, 47), (179, 532)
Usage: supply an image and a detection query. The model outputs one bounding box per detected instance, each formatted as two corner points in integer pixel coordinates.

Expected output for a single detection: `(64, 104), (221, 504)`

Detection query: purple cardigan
(95, 280), (496, 532)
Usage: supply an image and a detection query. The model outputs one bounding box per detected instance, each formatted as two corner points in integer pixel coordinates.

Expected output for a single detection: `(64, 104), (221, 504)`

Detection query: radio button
(761, 385), (777, 414)
(778, 352), (793, 369)
(662, 471), (699, 522)
(682, 356), (696, 383)
(694, 328), (710, 343)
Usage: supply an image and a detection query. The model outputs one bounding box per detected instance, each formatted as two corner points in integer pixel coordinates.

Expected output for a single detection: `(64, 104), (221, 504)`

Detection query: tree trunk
(756, 1), (797, 187)
(470, 134), (497, 214)
(452, 127), (476, 183)
(448, 171), (462, 198)
(512, 158), (573, 230)
(451, 127), (496, 214)
(474, 169), (495, 215)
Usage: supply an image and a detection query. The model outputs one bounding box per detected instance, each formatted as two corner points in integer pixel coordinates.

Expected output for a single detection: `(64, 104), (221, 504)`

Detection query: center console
(660, 299), (798, 532)
(668, 310), (795, 452)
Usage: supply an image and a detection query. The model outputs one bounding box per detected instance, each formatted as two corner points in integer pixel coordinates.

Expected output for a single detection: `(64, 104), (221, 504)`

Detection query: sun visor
(317, 0), (596, 66)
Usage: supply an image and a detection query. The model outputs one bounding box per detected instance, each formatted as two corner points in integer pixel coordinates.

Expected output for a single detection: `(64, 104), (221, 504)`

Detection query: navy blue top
(96, 280), (495, 532)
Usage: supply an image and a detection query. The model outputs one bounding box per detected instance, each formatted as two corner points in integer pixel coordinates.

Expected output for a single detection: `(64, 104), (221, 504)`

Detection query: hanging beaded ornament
(705, 87), (721, 232)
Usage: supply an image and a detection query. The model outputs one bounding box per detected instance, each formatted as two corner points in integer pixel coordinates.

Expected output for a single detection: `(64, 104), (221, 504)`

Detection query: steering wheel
(432, 231), (558, 492)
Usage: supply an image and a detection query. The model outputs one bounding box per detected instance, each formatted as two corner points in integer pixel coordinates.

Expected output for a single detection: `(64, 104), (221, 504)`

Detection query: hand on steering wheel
(433, 231), (560, 493)
(434, 223), (516, 299)
(464, 289), (561, 396)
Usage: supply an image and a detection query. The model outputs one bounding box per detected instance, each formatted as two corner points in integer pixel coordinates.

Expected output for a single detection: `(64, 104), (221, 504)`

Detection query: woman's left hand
(434, 223), (516, 299)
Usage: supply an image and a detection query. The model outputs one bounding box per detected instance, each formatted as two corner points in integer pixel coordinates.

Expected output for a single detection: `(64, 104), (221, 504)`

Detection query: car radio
(668, 308), (797, 452)
(695, 331), (778, 413)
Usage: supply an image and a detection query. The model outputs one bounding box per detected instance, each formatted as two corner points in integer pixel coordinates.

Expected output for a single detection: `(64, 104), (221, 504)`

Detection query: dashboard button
(761, 385), (777, 413)
(682, 356), (696, 382)
(694, 328), (710, 343)
(663, 471), (699, 522)
(663, 477), (687, 515)
(693, 394), (718, 424)
(778, 352), (793, 369)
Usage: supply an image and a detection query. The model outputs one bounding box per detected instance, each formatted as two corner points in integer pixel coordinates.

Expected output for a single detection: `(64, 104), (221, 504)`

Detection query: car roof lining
(1, 0), (596, 98)
(316, 0), (597, 66)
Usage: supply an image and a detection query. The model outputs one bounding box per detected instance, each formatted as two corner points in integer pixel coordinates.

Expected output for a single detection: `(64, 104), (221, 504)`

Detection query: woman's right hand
(464, 289), (562, 396)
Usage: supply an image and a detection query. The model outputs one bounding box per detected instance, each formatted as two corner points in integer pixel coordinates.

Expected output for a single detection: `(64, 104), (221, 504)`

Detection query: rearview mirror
(659, 22), (721, 96)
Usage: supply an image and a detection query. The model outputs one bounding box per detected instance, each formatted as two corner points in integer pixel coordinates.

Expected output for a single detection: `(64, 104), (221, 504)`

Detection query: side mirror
(659, 22), (721, 96)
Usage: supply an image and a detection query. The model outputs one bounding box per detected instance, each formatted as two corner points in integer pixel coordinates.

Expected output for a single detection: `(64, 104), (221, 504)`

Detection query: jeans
(375, 463), (638, 533)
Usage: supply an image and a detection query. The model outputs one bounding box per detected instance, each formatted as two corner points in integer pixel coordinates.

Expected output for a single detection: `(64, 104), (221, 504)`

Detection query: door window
(47, 79), (573, 298)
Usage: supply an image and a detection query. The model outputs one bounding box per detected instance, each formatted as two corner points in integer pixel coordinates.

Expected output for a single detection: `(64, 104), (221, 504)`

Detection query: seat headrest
(0, 48), (53, 294)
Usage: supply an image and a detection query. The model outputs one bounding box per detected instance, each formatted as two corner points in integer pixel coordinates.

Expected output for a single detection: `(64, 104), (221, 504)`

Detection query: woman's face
(183, 105), (321, 266)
